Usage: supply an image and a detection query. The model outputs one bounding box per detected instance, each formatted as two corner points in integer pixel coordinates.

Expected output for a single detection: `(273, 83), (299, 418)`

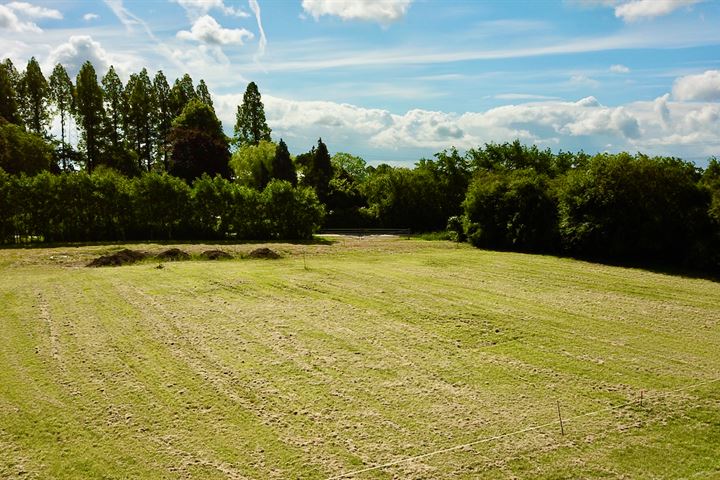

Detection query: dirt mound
(247, 247), (281, 259)
(156, 248), (190, 261)
(201, 250), (233, 260)
(87, 249), (148, 267)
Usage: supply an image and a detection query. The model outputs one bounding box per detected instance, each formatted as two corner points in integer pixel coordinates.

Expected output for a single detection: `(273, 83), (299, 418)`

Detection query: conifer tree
(75, 61), (106, 171)
(101, 66), (125, 150)
(153, 71), (173, 171)
(170, 73), (196, 117)
(271, 138), (297, 186)
(19, 57), (50, 135)
(303, 137), (333, 202)
(196, 79), (214, 111)
(126, 68), (155, 171)
(233, 81), (271, 147)
(49, 64), (75, 170)
(0, 59), (21, 125)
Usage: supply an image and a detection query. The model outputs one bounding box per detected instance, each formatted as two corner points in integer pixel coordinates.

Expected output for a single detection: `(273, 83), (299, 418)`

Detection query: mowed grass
(1, 236), (719, 479)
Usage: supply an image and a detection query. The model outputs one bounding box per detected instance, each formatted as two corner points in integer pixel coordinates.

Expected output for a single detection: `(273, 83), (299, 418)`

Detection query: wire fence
(327, 376), (720, 479)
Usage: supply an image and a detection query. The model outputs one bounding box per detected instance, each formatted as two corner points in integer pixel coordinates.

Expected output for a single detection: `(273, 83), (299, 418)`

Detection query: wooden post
(557, 400), (565, 435)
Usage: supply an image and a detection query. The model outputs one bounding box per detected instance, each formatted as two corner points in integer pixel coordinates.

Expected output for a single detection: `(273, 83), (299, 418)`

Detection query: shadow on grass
(0, 235), (336, 250)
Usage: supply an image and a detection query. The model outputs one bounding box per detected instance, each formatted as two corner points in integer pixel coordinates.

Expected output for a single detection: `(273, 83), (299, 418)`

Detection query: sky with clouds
(1, 0), (719, 165)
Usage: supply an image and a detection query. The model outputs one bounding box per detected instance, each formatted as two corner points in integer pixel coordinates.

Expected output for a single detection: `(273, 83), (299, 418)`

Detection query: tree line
(1, 57), (718, 271)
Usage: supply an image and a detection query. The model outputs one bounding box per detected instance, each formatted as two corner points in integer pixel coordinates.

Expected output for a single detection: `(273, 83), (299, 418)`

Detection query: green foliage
(49, 64), (75, 170)
(126, 68), (155, 171)
(169, 99), (230, 182)
(153, 71), (173, 171)
(463, 169), (558, 252)
(74, 61), (106, 171)
(0, 119), (52, 175)
(190, 174), (236, 238)
(271, 139), (297, 186)
(331, 152), (369, 183)
(0, 58), (22, 125)
(170, 74), (196, 117)
(557, 153), (712, 266)
(261, 180), (324, 239)
(301, 138), (333, 203)
(234, 81), (271, 147)
(131, 173), (192, 239)
(466, 140), (583, 177)
(195, 79), (213, 111)
(18, 57), (50, 135)
(230, 139), (276, 189)
(101, 66), (125, 150)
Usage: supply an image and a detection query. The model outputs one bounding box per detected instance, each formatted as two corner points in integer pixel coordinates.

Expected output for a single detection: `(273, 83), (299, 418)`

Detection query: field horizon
(1, 236), (719, 479)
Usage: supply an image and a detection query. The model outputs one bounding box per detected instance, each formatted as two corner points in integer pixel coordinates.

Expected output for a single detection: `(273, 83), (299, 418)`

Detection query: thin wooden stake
(557, 400), (565, 435)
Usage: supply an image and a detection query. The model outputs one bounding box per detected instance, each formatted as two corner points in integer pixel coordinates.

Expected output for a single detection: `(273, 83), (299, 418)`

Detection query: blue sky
(2, 0), (720, 165)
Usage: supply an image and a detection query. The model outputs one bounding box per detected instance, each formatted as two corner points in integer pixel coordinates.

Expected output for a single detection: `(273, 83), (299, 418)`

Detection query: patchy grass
(1, 236), (719, 479)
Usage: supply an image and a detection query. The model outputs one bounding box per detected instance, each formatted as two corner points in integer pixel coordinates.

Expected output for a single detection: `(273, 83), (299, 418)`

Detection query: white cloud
(177, 15), (253, 45)
(215, 90), (719, 162)
(672, 70), (720, 101)
(302, 0), (413, 23)
(248, 0), (266, 61)
(46, 35), (113, 77)
(614, 0), (702, 22)
(83, 13), (100, 21)
(610, 64), (630, 73)
(173, 0), (249, 19)
(0, 4), (40, 32)
(5, 1), (62, 19)
(570, 74), (600, 87)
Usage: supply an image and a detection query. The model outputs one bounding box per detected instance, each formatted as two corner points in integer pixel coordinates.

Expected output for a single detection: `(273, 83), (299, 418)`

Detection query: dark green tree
(153, 71), (173, 171)
(271, 138), (297, 186)
(302, 138), (333, 203)
(169, 99), (230, 182)
(233, 81), (271, 147)
(101, 66), (125, 150)
(126, 68), (155, 171)
(0, 59), (21, 124)
(18, 57), (50, 135)
(0, 118), (53, 175)
(49, 64), (75, 171)
(196, 79), (214, 111)
(170, 73), (196, 117)
(75, 61), (106, 171)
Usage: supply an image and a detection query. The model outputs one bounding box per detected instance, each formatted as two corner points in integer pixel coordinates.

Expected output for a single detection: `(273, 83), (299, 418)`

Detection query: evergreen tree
(233, 81), (271, 147)
(153, 71), (173, 171)
(303, 138), (333, 202)
(75, 61), (106, 172)
(126, 68), (155, 171)
(170, 73), (196, 117)
(101, 66), (125, 150)
(18, 57), (50, 136)
(0, 59), (22, 125)
(271, 138), (297, 186)
(196, 79), (214, 111)
(49, 64), (75, 171)
(169, 99), (230, 182)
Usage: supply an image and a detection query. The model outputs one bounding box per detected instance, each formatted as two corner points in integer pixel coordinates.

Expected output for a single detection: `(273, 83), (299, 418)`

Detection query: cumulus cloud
(610, 64), (630, 73)
(177, 15), (253, 45)
(615, 0), (702, 22)
(83, 13), (100, 21)
(46, 35), (113, 77)
(6, 1), (62, 19)
(0, 1), (61, 32)
(672, 70), (720, 101)
(173, 0), (249, 19)
(301, 0), (413, 23)
(215, 89), (720, 161)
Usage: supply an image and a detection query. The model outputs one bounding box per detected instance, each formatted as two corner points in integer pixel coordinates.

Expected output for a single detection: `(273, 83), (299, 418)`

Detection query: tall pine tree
(196, 79), (214, 111)
(153, 70), (173, 171)
(19, 57), (50, 136)
(75, 61), (106, 172)
(126, 68), (155, 171)
(49, 64), (75, 171)
(101, 66), (125, 150)
(233, 81), (271, 147)
(0, 59), (21, 125)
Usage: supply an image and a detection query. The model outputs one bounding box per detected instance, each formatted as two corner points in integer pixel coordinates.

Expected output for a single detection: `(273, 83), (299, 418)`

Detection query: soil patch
(247, 248), (281, 259)
(201, 250), (233, 260)
(87, 249), (148, 267)
(156, 248), (190, 261)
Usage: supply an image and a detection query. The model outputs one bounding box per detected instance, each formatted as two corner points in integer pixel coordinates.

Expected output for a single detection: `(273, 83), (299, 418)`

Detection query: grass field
(1, 236), (719, 479)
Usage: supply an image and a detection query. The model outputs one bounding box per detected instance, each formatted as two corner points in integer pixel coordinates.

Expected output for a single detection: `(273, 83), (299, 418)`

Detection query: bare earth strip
(0, 236), (718, 479)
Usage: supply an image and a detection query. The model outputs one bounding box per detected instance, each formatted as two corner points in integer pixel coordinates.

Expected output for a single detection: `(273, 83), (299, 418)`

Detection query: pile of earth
(87, 249), (148, 267)
(201, 250), (233, 260)
(247, 247), (281, 259)
(156, 248), (190, 261)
